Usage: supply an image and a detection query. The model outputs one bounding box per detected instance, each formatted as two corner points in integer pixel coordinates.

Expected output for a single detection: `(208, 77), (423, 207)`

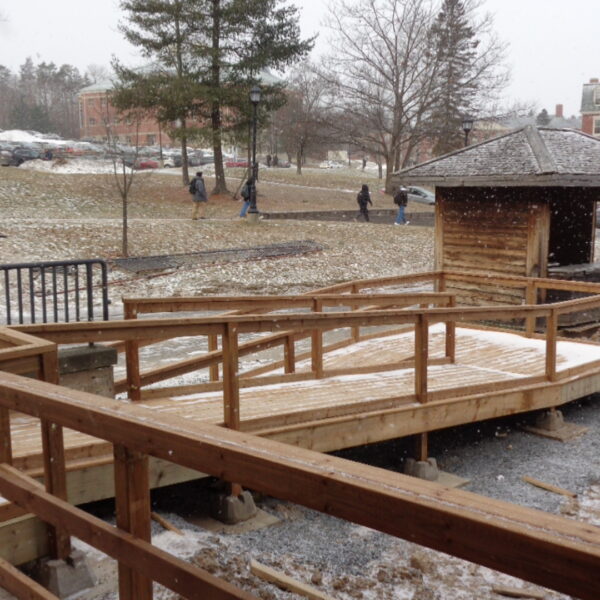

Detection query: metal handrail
(1, 259), (109, 325)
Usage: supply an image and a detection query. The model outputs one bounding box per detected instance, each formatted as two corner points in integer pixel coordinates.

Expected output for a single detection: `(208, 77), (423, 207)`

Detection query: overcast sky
(0, 0), (598, 117)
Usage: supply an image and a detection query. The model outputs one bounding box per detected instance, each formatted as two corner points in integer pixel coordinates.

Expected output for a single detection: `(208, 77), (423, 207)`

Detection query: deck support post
(284, 334), (296, 374)
(311, 299), (324, 378)
(215, 324), (256, 522)
(208, 334), (219, 381)
(445, 295), (456, 362)
(545, 308), (558, 381)
(40, 350), (71, 561)
(124, 304), (142, 401)
(114, 444), (152, 600)
(526, 283), (537, 337)
(414, 313), (429, 402)
(351, 284), (360, 342)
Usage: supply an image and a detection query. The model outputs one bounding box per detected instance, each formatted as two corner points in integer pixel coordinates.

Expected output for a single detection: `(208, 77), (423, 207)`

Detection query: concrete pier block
(404, 457), (439, 481)
(34, 550), (95, 598)
(210, 490), (257, 524)
(535, 409), (564, 432)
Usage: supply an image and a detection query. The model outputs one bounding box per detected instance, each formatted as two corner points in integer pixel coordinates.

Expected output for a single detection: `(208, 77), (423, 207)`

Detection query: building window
(146, 134), (156, 145)
(595, 86), (600, 106)
(87, 98), (95, 107)
(594, 117), (600, 136)
(89, 118), (97, 126)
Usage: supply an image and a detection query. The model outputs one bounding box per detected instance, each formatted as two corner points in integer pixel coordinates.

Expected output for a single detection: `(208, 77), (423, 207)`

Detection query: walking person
(189, 171), (208, 220)
(393, 186), (409, 225)
(356, 184), (373, 222)
(239, 178), (252, 218)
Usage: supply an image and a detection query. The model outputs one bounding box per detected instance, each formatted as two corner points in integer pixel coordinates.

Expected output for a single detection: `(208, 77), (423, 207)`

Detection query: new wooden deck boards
(8, 326), (600, 473)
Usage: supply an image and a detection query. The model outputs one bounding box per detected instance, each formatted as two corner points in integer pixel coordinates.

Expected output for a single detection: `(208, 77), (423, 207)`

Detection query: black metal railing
(1, 259), (109, 325)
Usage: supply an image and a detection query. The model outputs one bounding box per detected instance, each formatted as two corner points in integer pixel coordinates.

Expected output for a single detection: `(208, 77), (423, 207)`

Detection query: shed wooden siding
(436, 187), (549, 305)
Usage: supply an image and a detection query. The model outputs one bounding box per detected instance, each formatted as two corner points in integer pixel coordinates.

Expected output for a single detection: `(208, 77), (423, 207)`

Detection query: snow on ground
(0, 166), (598, 599)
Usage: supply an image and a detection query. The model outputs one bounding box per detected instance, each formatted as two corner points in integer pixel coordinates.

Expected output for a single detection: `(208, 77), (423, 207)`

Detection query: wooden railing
(0, 371), (599, 600)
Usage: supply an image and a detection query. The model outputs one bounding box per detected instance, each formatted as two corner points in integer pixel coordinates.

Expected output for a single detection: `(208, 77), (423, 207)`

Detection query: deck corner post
(222, 323), (240, 430)
(526, 282), (537, 337)
(311, 299), (324, 378)
(415, 313), (429, 403)
(284, 334), (296, 374)
(208, 334), (220, 381)
(545, 308), (558, 381)
(445, 296), (456, 362)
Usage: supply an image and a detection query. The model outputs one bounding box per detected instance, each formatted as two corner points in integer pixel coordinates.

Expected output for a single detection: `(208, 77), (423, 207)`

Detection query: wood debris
(492, 584), (546, 598)
(521, 476), (576, 498)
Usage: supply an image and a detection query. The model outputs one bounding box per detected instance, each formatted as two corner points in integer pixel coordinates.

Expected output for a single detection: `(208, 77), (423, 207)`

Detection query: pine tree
(430, 0), (479, 156)
(536, 108), (551, 127)
(116, 0), (312, 192)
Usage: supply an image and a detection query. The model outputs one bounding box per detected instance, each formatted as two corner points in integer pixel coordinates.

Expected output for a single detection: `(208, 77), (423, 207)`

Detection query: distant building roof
(394, 126), (600, 187)
(79, 69), (283, 96)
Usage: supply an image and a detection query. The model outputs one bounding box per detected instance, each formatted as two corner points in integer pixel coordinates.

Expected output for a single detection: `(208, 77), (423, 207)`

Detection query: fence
(0, 259), (109, 326)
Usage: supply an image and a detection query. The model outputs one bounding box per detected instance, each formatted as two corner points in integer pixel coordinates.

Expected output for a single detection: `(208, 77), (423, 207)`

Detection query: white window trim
(594, 86), (600, 106)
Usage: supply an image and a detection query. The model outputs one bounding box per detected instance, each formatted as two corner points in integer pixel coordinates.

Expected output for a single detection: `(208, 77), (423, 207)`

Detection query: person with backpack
(393, 186), (409, 225)
(356, 184), (373, 222)
(239, 178), (253, 218)
(189, 171), (208, 219)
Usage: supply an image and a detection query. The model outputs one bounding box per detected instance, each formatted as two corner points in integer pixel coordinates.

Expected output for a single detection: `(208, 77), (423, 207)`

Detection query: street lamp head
(250, 85), (261, 105)
(462, 116), (474, 133)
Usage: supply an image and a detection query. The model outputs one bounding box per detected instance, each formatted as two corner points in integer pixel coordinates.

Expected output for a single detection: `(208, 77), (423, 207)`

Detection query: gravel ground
(0, 164), (598, 599)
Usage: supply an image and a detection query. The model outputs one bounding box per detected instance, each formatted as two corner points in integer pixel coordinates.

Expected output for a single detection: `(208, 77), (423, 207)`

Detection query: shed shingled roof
(393, 126), (600, 187)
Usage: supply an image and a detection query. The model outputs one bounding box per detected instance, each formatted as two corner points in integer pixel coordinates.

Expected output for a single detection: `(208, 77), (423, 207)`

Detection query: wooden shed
(392, 126), (600, 305)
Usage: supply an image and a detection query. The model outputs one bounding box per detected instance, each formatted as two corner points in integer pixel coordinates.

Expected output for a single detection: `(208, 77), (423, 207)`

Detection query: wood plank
(521, 476), (576, 498)
(222, 323), (240, 430)
(250, 559), (335, 600)
(0, 465), (256, 599)
(491, 585), (546, 599)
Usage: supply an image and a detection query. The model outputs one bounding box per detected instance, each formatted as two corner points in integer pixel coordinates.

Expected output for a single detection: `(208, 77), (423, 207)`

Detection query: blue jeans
(395, 205), (406, 224)
(240, 200), (250, 217)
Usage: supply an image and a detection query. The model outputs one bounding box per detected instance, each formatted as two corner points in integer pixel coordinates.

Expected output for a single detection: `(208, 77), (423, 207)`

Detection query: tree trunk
(210, 0), (228, 195)
(296, 147), (303, 175)
(121, 164), (128, 258)
(384, 157), (394, 192)
(180, 119), (189, 185)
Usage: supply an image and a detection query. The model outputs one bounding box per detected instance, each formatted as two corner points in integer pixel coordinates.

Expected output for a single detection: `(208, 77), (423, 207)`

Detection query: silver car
(407, 186), (435, 205)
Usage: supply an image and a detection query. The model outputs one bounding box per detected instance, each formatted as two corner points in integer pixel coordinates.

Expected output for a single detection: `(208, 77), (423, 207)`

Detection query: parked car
(8, 146), (41, 166)
(225, 159), (250, 168)
(135, 158), (159, 170)
(319, 160), (345, 169)
(407, 186), (435, 205)
(163, 155), (182, 168)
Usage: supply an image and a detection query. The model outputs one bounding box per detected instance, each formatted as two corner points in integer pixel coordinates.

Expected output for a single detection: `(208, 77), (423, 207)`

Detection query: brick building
(78, 80), (176, 146)
(581, 78), (600, 137)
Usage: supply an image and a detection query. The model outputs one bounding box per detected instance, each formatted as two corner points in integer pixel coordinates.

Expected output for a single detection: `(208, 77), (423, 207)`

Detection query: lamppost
(462, 116), (474, 147)
(248, 85), (261, 221)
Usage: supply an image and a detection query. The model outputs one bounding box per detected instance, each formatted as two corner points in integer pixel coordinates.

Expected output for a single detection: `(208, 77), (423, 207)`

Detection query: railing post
(284, 334), (296, 374)
(414, 313), (429, 403)
(40, 349), (71, 560)
(113, 444), (152, 600)
(351, 284), (360, 342)
(208, 334), (219, 381)
(445, 295), (456, 362)
(526, 282), (537, 337)
(311, 299), (324, 378)
(546, 308), (558, 381)
(222, 323), (240, 430)
(124, 303), (142, 401)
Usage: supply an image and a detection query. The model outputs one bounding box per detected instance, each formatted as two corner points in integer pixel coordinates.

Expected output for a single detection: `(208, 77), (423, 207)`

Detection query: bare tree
(101, 108), (142, 257)
(277, 62), (332, 175)
(320, 0), (507, 190)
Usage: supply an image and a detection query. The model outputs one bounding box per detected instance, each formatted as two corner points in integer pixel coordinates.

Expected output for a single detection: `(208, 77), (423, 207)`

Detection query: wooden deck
(9, 324), (600, 471)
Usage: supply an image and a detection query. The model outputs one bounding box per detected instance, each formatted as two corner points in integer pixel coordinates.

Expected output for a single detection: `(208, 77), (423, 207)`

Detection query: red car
(225, 159), (249, 168)
(135, 158), (160, 170)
